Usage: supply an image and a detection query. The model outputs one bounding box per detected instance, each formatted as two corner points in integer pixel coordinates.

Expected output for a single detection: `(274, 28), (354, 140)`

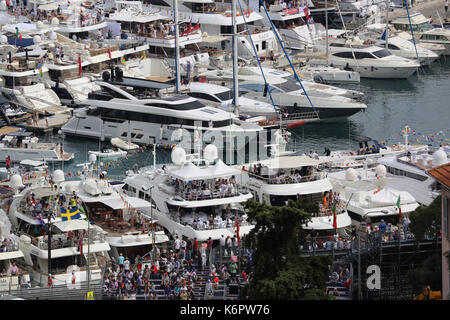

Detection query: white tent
(205, 159), (241, 178)
(98, 196), (152, 210)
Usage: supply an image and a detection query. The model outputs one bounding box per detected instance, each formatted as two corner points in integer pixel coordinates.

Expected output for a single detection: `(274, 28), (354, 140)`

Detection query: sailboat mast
(232, 0), (239, 115)
(385, 0), (389, 49)
(325, 0), (329, 65)
(174, 0), (181, 92)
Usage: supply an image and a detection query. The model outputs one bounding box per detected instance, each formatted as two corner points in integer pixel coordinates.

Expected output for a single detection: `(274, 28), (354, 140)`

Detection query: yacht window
(239, 83), (282, 93)
(372, 49), (392, 58)
(215, 90), (234, 101)
(144, 100), (205, 110)
(354, 52), (377, 59)
(187, 92), (221, 102)
(332, 51), (355, 59)
(387, 44), (400, 50)
(139, 191), (145, 199)
(441, 36), (448, 41)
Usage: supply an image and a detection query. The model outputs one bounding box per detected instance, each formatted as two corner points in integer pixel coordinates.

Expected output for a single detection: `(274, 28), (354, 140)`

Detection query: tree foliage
(409, 195), (441, 240)
(406, 253), (442, 294)
(242, 199), (333, 300)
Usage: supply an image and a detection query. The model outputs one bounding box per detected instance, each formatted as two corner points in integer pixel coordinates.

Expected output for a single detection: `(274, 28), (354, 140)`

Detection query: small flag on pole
(397, 195), (402, 220)
(381, 29), (386, 40)
(332, 202), (337, 230)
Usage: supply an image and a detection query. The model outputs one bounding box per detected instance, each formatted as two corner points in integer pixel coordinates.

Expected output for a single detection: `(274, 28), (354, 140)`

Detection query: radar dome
(375, 164), (386, 178)
(204, 144), (218, 163)
(89, 153), (97, 163)
(0, 35), (7, 44)
(432, 149), (448, 167)
(52, 169), (65, 183)
(345, 168), (358, 181)
(51, 17), (59, 25)
(36, 21), (44, 29)
(33, 35), (42, 45)
(48, 31), (57, 40)
(10, 175), (23, 188)
(171, 147), (186, 165)
(172, 128), (185, 142)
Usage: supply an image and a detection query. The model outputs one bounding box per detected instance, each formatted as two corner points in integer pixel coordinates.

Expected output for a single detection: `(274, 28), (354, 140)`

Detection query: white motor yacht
(310, 39), (420, 79)
(239, 155), (352, 234)
(328, 165), (420, 226)
(0, 208), (31, 292)
(121, 145), (255, 241)
(180, 81), (278, 117)
(200, 66), (367, 121)
(8, 170), (111, 288)
(58, 158), (170, 259)
(0, 129), (74, 162)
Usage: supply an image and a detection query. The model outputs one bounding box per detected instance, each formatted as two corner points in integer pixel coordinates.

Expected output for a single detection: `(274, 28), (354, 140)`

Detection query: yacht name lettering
(179, 305), (214, 317)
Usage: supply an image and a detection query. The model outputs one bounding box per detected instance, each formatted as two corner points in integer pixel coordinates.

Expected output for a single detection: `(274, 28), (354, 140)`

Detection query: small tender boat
(110, 138), (139, 151)
(88, 148), (128, 160)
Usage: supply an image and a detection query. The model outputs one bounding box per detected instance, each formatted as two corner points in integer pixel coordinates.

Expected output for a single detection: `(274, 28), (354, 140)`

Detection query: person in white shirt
(220, 235), (226, 257)
(174, 236), (181, 255)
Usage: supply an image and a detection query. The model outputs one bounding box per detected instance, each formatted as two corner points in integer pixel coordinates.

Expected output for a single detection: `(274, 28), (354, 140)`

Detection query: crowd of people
(102, 237), (250, 300)
(169, 176), (238, 200)
(325, 263), (352, 297)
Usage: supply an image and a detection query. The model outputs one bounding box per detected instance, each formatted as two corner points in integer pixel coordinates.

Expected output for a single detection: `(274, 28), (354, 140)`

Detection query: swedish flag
(61, 206), (81, 221)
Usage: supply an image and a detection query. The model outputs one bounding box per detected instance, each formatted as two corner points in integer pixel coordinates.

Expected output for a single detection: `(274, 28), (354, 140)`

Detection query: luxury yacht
(8, 169), (111, 287)
(180, 81), (278, 117)
(61, 78), (265, 164)
(238, 155), (352, 234)
(310, 40), (420, 78)
(150, 0), (279, 59)
(391, 13), (450, 55)
(0, 208), (31, 292)
(121, 145), (254, 241)
(361, 25), (440, 66)
(0, 128), (74, 163)
(200, 66), (367, 120)
(328, 164), (420, 227)
(58, 158), (170, 259)
(376, 148), (448, 206)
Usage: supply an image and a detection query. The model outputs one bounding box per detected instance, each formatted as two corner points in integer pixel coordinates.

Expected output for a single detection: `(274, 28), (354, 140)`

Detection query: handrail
(247, 171), (327, 184)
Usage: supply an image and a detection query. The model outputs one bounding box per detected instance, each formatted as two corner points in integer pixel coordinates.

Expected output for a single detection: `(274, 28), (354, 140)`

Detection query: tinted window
(372, 49), (392, 58)
(332, 51), (354, 59)
(354, 52), (376, 59)
(387, 44), (400, 50)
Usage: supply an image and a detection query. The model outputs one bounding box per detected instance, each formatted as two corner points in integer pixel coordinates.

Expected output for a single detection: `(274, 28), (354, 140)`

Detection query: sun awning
(31, 187), (57, 198)
(98, 196), (152, 210)
(201, 35), (227, 43)
(260, 156), (325, 169)
(39, 3), (59, 11)
(54, 219), (88, 232)
(206, 159), (241, 178)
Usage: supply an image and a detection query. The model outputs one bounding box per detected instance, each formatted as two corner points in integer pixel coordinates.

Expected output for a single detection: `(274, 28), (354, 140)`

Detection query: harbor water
(42, 57), (450, 179)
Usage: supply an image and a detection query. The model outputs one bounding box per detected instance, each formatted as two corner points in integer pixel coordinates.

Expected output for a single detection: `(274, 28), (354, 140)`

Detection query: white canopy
(170, 160), (241, 181)
(54, 219), (88, 232)
(98, 196), (152, 210)
(362, 189), (416, 209)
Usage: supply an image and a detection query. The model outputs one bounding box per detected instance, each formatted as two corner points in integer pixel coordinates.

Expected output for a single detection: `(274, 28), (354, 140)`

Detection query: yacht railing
(174, 211), (251, 231)
(172, 186), (249, 202)
(247, 171), (327, 184)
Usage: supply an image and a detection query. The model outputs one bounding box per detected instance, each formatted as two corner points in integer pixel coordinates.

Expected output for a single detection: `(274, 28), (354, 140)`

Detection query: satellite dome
(171, 147), (186, 165)
(0, 35), (7, 44)
(345, 168), (358, 181)
(89, 153), (97, 163)
(33, 35), (42, 44)
(375, 164), (386, 178)
(51, 17), (59, 25)
(204, 144), (218, 162)
(432, 149), (447, 167)
(52, 169), (65, 183)
(48, 31), (57, 40)
(10, 175), (23, 188)
(36, 21), (44, 29)
(172, 128), (185, 141)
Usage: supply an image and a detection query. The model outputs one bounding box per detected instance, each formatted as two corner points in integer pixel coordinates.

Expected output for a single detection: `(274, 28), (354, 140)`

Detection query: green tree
(408, 195), (441, 240)
(406, 253), (442, 294)
(242, 199), (333, 300)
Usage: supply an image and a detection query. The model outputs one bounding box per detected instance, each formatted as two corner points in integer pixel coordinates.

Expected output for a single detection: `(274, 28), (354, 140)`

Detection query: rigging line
(259, 0), (318, 115)
(404, 0), (419, 60)
(334, 0), (359, 69)
(236, 0), (279, 117)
